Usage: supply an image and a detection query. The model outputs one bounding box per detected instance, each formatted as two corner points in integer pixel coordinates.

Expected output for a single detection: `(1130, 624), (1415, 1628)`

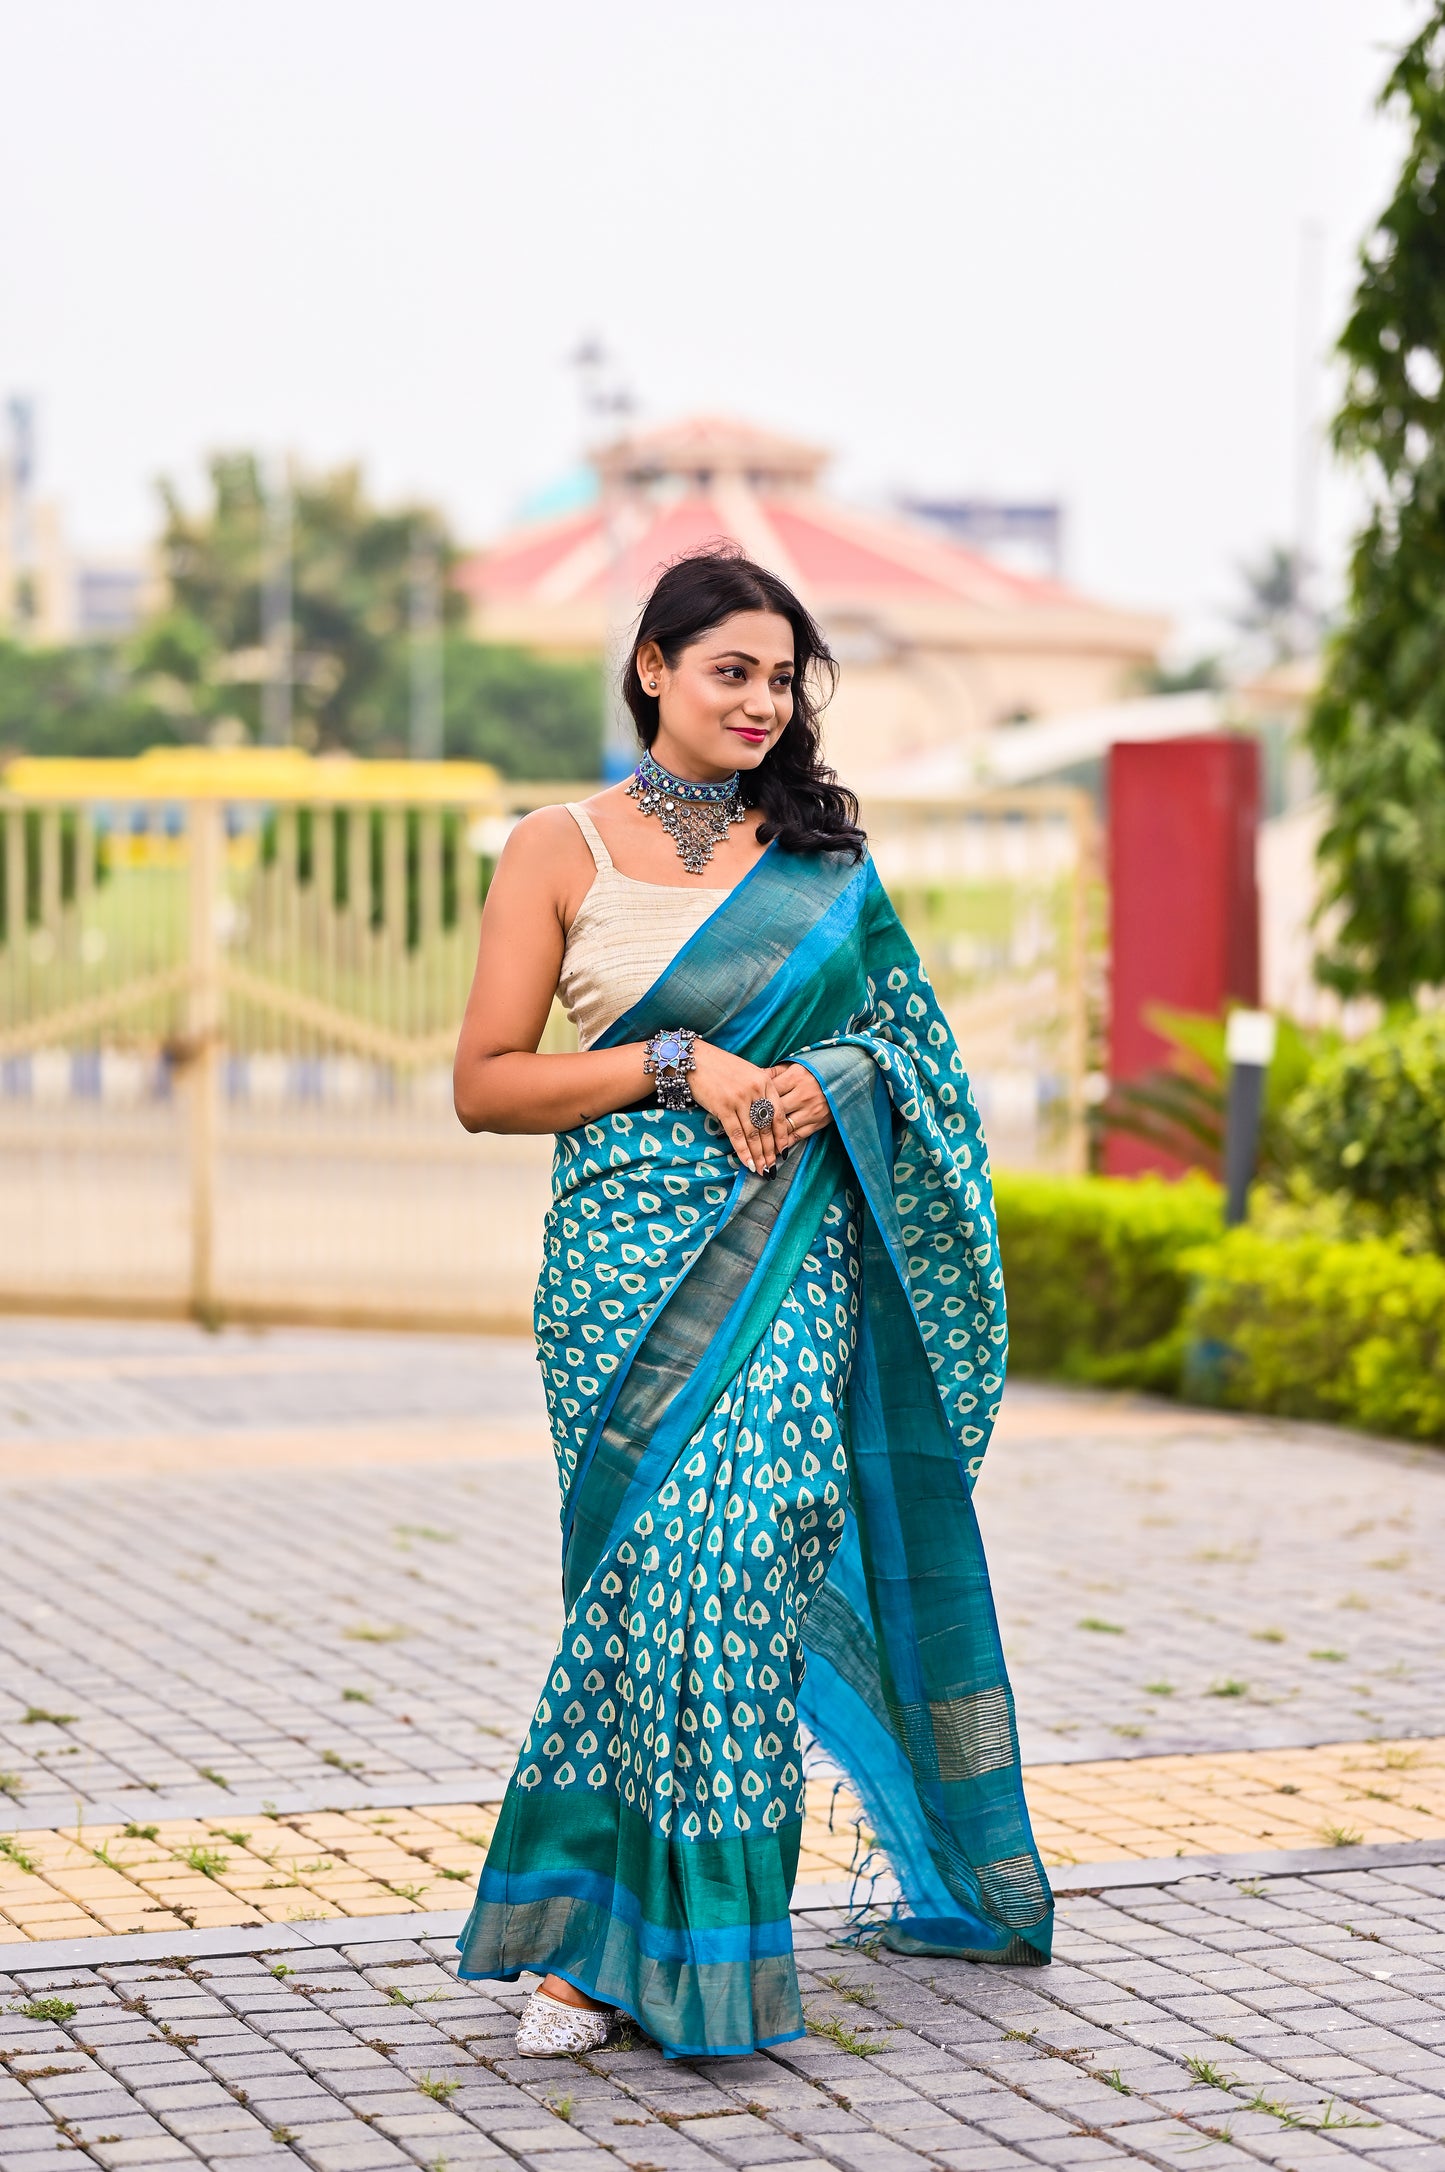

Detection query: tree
(137, 452), (601, 775)
(0, 450), (601, 775)
(1308, 7), (1445, 999)
(0, 639), (180, 760)
(1233, 544), (1315, 664)
(441, 641), (600, 778)
(141, 452), (460, 751)
(1135, 655), (1224, 695)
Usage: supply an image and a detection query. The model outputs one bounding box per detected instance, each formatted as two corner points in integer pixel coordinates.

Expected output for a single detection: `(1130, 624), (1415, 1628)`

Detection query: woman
(452, 548), (1051, 2062)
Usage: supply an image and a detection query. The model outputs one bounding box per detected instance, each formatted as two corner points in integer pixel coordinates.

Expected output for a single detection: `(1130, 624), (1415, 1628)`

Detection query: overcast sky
(1, 0), (1418, 649)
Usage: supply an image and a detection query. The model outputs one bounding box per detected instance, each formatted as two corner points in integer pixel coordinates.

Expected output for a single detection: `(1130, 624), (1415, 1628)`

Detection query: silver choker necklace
(626, 749), (747, 874)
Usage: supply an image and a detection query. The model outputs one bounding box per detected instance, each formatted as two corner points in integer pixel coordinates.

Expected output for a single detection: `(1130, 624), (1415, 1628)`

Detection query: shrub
(1286, 1012), (1445, 1252)
(1182, 1227), (1445, 1441)
(994, 1172), (1221, 1389)
(995, 1169), (1445, 1444)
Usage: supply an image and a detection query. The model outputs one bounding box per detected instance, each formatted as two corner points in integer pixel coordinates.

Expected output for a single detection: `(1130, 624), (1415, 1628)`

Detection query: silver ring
(748, 1096), (775, 1130)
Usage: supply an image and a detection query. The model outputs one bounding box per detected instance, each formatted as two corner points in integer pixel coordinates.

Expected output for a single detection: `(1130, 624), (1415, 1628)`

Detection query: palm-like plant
(1095, 1007), (1330, 1180)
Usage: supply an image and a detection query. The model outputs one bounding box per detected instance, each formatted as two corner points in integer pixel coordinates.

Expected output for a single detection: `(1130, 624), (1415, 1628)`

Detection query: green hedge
(993, 1172), (1221, 1389)
(1183, 1227), (1445, 1441)
(995, 1171), (1445, 1444)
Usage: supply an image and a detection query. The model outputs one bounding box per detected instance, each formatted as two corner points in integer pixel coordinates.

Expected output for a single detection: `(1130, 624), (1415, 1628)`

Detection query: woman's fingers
(743, 1077), (781, 1173)
(748, 1109), (780, 1172)
(724, 1109), (757, 1172)
(768, 1061), (831, 1143)
(692, 1046), (825, 1175)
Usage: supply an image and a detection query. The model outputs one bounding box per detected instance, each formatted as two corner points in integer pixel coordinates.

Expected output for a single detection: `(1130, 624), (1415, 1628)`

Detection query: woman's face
(639, 610), (795, 781)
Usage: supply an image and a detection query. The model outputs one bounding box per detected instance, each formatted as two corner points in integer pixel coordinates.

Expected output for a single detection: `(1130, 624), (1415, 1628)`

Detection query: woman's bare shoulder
(498, 804), (590, 871)
(487, 804), (596, 923)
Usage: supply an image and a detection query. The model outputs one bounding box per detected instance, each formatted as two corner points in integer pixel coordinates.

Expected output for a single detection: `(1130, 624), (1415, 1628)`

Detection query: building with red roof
(455, 416), (1167, 782)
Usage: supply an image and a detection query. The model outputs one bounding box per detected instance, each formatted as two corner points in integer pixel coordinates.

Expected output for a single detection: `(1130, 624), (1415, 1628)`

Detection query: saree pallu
(458, 844), (1053, 2056)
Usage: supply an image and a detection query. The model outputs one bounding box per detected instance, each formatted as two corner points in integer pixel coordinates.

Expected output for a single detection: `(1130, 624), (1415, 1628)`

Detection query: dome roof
(455, 415), (1167, 706)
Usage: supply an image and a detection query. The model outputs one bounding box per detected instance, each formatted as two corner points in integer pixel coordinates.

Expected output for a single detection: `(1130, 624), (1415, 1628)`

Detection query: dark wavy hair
(622, 547), (865, 858)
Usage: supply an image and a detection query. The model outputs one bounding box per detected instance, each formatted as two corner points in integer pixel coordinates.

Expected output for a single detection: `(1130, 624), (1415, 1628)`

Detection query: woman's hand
(687, 1044), (832, 1176)
(688, 1041), (786, 1174)
(766, 1062), (833, 1150)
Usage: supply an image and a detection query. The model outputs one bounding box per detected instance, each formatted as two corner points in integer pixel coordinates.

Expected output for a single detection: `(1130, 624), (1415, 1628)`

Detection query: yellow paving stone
(1024, 1734), (1445, 1864)
(2, 1904), (99, 1933)
(307, 1883), (399, 1908)
(45, 1866), (148, 1898)
(425, 1804), (499, 1830)
(87, 1911), (183, 1934)
(0, 1736), (1438, 1941)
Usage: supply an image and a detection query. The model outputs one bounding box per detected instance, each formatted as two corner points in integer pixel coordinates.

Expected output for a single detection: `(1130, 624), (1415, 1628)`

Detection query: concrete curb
(0, 1891), (863, 1976)
(0, 1910), (471, 1976)
(1047, 1832), (1445, 1893)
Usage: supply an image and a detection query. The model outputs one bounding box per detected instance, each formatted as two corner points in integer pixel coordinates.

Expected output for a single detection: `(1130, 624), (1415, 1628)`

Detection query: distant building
(455, 415), (1167, 783)
(899, 497), (1065, 582)
(71, 559), (152, 638)
(0, 398), (156, 644)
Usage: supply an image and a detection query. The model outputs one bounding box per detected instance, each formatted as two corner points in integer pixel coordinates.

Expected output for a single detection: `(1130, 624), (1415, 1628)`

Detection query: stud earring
(648, 679), (657, 690)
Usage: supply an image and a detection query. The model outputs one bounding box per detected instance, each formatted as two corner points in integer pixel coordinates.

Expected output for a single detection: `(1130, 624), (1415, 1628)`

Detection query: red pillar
(1106, 735), (1260, 1177)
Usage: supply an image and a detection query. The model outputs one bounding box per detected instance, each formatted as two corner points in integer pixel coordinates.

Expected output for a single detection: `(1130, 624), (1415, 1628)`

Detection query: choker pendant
(626, 749), (748, 874)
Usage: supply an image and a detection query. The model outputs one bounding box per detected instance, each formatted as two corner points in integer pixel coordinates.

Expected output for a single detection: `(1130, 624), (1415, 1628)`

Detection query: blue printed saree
(457, 842), (1053, 2056)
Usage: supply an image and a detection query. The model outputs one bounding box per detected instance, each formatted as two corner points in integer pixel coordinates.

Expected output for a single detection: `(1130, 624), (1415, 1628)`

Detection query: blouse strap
(565, 802), (614, 873)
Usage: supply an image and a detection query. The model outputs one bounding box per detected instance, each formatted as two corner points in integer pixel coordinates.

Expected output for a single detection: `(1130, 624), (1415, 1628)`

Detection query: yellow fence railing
(0, 756), (1095, 1328)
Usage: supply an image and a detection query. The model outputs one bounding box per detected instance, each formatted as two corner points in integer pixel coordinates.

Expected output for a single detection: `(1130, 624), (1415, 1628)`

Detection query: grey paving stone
(86, 2143), (195, 2168)
(516, 2154), (634, 2172)
(474, 2127), (596, 2153)
(291, 2146), (411, 2172)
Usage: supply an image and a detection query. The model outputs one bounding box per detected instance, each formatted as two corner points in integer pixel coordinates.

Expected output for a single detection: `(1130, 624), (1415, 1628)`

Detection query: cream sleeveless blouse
(558, 804), (732, 1050)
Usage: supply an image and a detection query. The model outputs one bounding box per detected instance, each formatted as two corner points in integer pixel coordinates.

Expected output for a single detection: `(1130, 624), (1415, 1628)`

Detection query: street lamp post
(1223, 1008), (1277, 1226)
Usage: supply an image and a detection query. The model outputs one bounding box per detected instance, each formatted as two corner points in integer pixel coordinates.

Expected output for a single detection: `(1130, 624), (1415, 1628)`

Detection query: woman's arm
(453, 810), (651, 1136)
(452, 807), (833, 1165)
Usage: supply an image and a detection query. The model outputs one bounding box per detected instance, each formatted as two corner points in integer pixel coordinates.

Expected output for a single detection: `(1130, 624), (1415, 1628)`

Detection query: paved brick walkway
(1, 1322), (1442, 1830)
(3, 1318), (1445, 2167)
(3, 1866), (1445, 2172)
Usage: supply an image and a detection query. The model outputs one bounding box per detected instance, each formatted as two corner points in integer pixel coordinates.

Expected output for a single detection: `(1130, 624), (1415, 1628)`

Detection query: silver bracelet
(643, 1028), (697, 1112)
